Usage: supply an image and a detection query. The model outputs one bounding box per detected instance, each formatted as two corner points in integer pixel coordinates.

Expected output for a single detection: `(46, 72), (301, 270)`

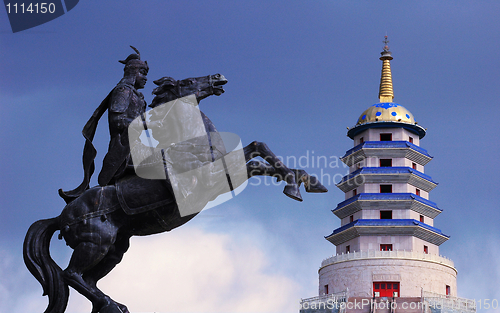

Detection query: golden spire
(378, 36), (394, 102)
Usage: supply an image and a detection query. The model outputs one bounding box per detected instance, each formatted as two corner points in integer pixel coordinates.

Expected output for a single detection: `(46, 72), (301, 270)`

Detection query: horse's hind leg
(62, 228), (124, 313)
(83, 234), (132, 313)
(244, 141), (302, 201)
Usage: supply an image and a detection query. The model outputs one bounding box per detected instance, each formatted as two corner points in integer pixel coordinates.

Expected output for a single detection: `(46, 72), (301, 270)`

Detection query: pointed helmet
(119, 46), (149, 79)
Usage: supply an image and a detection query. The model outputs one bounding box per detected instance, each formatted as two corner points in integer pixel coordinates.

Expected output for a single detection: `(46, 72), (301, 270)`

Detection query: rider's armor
(98, 81), (147, 186)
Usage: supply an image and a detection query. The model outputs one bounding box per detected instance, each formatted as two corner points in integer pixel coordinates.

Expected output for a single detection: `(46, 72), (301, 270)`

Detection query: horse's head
(150, 74), (228, 108)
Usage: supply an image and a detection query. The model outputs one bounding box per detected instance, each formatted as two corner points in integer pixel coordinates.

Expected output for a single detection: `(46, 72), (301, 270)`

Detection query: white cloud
(452, 237), (500, 313)
(62, 224), (302, 313)
(2, 207), (312, 313)
(0, 247), (50, 313)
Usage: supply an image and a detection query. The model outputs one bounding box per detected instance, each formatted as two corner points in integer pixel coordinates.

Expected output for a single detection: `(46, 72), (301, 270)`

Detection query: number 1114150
(5, 3), (56, 14)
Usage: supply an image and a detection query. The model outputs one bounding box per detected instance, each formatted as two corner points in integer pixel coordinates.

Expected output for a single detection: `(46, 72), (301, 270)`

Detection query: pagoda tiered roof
(325, 219), (450, 246)
(336, 167), (438, 192)
(341, 141), (433, 166)
(332, 193), (442, 219)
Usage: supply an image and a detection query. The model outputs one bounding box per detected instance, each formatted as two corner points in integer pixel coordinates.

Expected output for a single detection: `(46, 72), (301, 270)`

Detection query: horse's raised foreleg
(246, 160), (278, 178)
(244, 141), (302, 201)
(292, 169), (328, 193)
(247, 161), (328, 194)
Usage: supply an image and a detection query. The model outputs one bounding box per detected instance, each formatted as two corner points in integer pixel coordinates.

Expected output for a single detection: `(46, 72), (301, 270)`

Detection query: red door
(373, 282), (400, 297)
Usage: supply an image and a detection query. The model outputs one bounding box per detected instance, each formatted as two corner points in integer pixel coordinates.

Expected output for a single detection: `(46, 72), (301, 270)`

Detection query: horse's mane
(150, 76), (176, 108)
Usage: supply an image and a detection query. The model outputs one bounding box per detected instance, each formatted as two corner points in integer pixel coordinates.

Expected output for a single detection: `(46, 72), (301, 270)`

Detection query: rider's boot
(293, 169), (328, 193)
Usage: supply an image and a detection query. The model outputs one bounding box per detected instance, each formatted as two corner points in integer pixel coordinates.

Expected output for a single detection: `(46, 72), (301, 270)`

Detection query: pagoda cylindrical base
(319, 255), (457, 297)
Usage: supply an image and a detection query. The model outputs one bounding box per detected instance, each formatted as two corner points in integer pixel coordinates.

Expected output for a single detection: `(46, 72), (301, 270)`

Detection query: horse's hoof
(293, 169), (328, 193)
(283, 184), (302, 202)
(304, 176), (328, 193)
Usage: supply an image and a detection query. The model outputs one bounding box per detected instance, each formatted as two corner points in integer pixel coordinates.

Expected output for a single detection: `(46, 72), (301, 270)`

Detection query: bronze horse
(23, 74), (327, 313)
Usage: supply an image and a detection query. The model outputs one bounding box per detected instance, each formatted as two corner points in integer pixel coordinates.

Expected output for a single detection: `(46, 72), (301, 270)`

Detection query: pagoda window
(424, 245), (429, 254)
(353, 189), (357, 196)
(380, 185), (392, 193)
(412, 162), (417, 170)
(359, 137), (364, 144)
(324, 285), (329, 295)
(380, 133), (392, 141)
(380, 244), (393, 251)
(346, 245), (350, 253)
(416, 188), (420, 196)
(380, 159), (392, 167)
(409, 136), (413, 143)
(380, 210), (392, 219)
(446, 285), (451, 296)
(350, 215), (354, 223)
(420, 215), (424, 223)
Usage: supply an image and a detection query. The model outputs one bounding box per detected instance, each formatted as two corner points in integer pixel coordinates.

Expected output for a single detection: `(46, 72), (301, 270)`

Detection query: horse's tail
(23, 217), (69, 313)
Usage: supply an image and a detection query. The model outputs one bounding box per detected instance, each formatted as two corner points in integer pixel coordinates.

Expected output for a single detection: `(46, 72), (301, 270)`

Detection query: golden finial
(379, 36), (394, 102)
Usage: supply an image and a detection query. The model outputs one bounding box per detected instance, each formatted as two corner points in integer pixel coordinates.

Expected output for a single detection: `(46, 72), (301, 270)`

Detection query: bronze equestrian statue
(23, 47), (327, 313)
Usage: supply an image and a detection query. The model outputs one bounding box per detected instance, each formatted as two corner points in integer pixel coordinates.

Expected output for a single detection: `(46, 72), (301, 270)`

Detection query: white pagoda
(300, 38), (476, 313)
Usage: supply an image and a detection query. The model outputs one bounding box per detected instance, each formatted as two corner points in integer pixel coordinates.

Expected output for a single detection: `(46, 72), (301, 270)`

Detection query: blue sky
(1, 1), (499, 312)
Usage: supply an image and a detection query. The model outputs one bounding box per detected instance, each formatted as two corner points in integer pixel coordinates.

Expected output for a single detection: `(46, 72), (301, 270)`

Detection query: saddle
(115, 174), (175, 215)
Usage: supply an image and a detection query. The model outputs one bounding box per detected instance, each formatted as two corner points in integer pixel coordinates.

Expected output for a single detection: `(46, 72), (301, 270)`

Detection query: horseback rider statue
(24, 46), (328, 313)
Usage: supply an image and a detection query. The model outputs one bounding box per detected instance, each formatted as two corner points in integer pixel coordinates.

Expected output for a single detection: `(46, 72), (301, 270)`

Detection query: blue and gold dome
(356, 102), (415, 125)
(347, 38), (426, 139)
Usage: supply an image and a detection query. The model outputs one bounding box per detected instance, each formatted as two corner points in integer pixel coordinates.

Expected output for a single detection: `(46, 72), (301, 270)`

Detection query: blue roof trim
(342, 141), (432, 159)
(326, 219), (449, 238)
(347, 121), (426, 139)
(333, 193), (441, 212)
(337, 167), (437, 185)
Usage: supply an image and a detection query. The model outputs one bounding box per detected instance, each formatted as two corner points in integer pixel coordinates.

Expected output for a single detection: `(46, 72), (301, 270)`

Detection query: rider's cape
(58, 83), (141, 204)
(58, 90), (113, 204)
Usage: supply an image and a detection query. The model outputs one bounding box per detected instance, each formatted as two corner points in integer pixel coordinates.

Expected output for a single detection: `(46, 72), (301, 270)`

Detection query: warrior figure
(59, 46), (150, 203)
